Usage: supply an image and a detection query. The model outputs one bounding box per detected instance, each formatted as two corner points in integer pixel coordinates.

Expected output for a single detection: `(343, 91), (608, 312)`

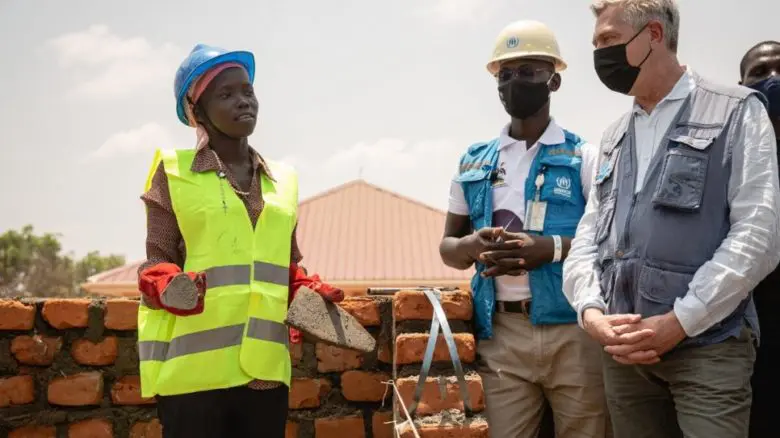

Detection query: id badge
(525, 200), (547, 232)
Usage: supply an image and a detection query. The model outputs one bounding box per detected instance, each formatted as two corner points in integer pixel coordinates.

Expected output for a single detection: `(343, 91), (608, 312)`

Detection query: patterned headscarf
(182, 62), (246, 150)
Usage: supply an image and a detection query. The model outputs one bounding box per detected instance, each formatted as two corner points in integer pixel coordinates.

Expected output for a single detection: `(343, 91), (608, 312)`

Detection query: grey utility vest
(594, 72), (760, 347)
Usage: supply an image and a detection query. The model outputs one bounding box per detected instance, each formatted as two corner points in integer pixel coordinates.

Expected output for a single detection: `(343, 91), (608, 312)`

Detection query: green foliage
(0, 225), (126, 297)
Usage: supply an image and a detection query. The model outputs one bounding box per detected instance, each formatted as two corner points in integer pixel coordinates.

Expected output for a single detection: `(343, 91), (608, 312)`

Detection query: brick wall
(391, 290), (488, 438)
(0, 290), (481, 438)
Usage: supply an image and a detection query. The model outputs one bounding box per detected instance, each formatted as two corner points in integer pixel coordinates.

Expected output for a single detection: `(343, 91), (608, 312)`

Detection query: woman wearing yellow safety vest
(137, 44), (344, 437)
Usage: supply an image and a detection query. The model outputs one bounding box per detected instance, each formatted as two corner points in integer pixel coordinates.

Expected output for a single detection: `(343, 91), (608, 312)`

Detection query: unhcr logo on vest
(554, 175), (572, 198)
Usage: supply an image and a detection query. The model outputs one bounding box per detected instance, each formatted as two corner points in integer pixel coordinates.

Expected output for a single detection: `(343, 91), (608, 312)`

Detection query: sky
(0, 0), (777, 262)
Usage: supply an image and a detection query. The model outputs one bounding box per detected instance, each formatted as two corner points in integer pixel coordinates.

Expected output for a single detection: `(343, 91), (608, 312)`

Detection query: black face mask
(593, 25), (652, 95)
(498, 78), (551, 119)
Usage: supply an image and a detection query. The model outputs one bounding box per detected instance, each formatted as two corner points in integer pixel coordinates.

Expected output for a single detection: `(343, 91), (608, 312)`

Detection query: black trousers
(749, 282), (780, 438)
(157, 385), (288, 438)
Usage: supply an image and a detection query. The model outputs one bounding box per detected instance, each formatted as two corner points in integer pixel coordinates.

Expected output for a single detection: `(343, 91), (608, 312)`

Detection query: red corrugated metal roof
(296, 179), (473, 282)
(87, 179), (473, 285)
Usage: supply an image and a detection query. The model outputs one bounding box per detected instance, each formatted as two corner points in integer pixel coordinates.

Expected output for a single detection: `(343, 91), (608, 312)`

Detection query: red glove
(138, 263), (206, 316)
(288, 263), (344, 344)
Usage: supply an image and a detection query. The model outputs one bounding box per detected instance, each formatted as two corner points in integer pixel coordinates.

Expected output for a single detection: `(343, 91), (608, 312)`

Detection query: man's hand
(604, 312), (687, 365)
(582, 308), (660, 364)
(458, 227), (506, 262)
(478, 230), (554, 277)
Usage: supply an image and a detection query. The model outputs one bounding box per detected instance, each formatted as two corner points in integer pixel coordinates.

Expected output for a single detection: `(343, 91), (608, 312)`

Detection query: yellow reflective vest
(137, 149), (296, 398)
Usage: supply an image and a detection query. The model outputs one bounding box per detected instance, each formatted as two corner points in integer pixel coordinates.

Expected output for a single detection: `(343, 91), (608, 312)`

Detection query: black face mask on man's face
(593, 25), (652, 95)
(498, 78), (552, 120)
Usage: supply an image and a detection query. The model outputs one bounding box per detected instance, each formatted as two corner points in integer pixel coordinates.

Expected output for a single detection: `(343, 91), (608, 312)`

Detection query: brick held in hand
(285, 287), (376, 353)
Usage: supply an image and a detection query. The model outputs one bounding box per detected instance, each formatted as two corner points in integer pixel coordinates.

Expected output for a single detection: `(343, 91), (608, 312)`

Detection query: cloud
(89, 123), (174, 160)
(422, 0), (493, 24)
(47, 25), (184, 100)
(285, 137), (465, 210)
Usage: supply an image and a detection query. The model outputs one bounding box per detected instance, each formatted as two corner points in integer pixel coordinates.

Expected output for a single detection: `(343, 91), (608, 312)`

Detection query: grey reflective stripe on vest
(138, 318), (288, 362)
(204, 265), (251, 287)
(196, 262), (288, 288)
(247, 318), (289, 344)
(253, 261), (289, 286)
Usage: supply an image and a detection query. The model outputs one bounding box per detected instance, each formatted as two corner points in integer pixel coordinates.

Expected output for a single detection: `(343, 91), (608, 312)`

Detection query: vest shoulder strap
(459, 138), (500, 174)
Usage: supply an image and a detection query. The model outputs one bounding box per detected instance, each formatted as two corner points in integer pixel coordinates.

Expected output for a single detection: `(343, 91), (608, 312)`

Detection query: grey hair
(591, 0), (680, 52)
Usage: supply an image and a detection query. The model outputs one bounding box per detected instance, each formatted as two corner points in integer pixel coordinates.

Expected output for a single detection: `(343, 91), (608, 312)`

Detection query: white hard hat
(487, 20), (567, 76)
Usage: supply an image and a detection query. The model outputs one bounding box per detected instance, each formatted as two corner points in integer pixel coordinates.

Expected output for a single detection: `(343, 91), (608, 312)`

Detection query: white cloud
(47, 25), (184, 100)
(422, 0), (493, 24)
(287, 137), (465, 210)
(89, 123), (174, 160)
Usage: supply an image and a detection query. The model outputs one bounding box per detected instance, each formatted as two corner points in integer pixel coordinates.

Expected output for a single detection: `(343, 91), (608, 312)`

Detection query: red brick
(289, 377), (330, 409)
(290, 342), (303, 367)
(398, 421), (490, 438)
(372, 411), (394, 438)
(315, 343), (363, 372)
(341, 371), (390, 402)
(111, 376), (155, 405)
(42, 299), (90, 329)
(11, 335), (62, 366)
(395, 333), (476, 365)
(71, 336), (118, 366)
(0, 375), (35, 407)
(104, 299), (139, 330)
(129, 420), (162, 438)
(48, 372), (103, 406)
(0, 300), (35, 330)
(396, 375), (485, 414)
(338, 297), (381, 326)
(9, 426), (56, 438)
(69, 419), (113, 438)
(393, 290), (472, 321)
(314, 416), (365, 438)
(286, 421), (299, 438)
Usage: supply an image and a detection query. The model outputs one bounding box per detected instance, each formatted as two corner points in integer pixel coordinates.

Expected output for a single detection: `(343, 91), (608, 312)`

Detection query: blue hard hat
(174, 44), (255, 126)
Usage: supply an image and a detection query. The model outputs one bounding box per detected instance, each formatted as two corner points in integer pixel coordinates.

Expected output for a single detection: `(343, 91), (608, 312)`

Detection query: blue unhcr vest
(456, 129), (587, 340)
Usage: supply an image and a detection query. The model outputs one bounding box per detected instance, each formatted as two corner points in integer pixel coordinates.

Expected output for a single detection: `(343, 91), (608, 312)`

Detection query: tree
(0, 225), (126, 298)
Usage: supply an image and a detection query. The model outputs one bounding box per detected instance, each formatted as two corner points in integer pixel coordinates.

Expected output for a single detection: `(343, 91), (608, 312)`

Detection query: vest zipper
(622, 194), (637, 250)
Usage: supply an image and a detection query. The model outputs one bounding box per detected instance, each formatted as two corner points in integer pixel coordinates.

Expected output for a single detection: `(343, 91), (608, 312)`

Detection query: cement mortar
(394, 320), (471, 335)
(396, 363), (478, 379)
(413, 409), (487, 427)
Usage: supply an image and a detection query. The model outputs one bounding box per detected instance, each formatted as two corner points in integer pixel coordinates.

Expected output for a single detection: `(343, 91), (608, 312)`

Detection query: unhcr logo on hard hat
(506, 36), (519, 48)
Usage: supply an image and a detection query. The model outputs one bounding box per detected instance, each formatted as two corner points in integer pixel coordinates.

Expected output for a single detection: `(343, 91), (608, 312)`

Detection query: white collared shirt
(563, 69), (780, 336)
(449, 119), (598, 301)
(632, 68), (697, 192)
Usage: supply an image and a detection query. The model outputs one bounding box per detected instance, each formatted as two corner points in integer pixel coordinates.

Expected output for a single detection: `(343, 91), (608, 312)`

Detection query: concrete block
(285, 287), (376, 353)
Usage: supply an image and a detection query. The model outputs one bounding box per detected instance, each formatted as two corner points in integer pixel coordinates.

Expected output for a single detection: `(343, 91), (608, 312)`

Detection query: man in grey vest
(563, 1), (780, 437)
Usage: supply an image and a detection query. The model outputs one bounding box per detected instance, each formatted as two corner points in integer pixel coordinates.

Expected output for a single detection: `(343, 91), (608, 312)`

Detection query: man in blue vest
(439, 20), (610, 438)
(564, 1), (780, 437)
(739, 40), (780, 438)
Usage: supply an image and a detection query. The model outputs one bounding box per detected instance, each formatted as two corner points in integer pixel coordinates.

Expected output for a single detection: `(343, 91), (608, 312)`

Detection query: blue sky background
(1, 0), (776, 261)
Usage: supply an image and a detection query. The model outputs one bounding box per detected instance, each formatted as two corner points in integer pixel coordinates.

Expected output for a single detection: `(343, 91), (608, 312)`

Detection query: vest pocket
(636, 265), (693, 317)
(595, 195), (616, 245)
(599, 261), (616, 305)
(651, 148), (708, 211)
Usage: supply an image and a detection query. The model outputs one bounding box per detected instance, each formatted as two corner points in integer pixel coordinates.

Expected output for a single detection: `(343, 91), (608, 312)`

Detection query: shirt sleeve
(562, 168), (607, 327)
(291, 224), (303, 264)
(579, 141), (600, 199)
(448, 168), (470, 216)
(673, 95), (780, 337)
(139, 163), (185, 274)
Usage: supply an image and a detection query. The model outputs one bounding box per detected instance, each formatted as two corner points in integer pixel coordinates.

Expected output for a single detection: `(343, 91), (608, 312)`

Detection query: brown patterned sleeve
(139, 163), (185, 274)
(291, 224), (303, 264)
